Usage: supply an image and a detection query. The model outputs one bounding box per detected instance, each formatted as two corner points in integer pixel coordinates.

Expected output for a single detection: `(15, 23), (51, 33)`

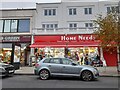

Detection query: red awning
(30, 41), (100, 48)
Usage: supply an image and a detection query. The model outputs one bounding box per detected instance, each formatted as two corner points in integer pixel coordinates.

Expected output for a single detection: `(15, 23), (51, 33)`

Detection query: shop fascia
(0, 36), (20, 42)
(60, 35), (96, 41)
(0, 35), (31, 42)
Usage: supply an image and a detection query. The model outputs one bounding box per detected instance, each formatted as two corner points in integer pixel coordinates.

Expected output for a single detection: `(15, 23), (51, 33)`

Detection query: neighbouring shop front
(30, 34), (118, 66)
(0, 35), (31, 66)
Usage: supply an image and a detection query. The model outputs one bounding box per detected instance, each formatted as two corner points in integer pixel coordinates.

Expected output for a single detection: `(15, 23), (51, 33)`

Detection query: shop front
(0, 35), (31, 66)
(30, 34), (118, 66)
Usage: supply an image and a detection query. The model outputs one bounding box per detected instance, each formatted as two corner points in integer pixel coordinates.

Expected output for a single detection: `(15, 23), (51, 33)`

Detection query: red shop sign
(34, 34), (97, 42)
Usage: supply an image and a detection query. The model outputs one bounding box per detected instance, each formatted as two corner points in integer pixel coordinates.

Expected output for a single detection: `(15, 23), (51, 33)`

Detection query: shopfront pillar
(100, 47), (107, 67)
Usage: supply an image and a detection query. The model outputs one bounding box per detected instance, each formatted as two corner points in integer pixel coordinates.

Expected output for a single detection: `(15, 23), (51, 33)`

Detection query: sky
(0, 0), (118, 9)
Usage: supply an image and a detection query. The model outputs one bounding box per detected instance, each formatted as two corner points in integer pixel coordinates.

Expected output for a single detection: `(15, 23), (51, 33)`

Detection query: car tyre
(39, 69), (50, 80)
(81, 70), (93, 81)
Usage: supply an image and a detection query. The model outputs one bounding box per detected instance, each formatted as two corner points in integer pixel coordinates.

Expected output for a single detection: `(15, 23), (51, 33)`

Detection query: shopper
(84, 54), (89, 65)
(80, 56), (84, 65)
(75, 52), (79, 61)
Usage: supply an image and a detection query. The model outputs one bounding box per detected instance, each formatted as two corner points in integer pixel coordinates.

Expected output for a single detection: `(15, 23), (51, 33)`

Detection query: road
(1, 75), (119, 88)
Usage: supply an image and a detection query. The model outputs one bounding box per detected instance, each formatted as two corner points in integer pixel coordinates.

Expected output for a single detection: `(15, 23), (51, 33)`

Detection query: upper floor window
(0, 20), (4, 32)
(85, 23), (93, 28)
(42, 24), (58, 30)
(0, 19), (30, 33)
(11, 20), (18, 32)
(84, 8), (92, 14)
(18, 19), (30, 32)
(107, 6), (119, 13)
(69, 23), (77, 28)
(69, 8), (77, 15)
(4, 20), (11, 32)
(44, 9), (56, 16)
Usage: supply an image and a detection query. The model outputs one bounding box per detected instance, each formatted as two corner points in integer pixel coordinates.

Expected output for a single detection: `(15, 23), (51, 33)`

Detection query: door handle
(63, 66), (65, 68)
(48, 65), (51, 67)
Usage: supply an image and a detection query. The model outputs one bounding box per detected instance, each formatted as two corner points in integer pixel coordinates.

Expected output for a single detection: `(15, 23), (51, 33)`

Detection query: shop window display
(34, 47), (101, 66)
(0, 48), (12, 64)
(36, 48), (65, 59)
(0, 48), (27, 65)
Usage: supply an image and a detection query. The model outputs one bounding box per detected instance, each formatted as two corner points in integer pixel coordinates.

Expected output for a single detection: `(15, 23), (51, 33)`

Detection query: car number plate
(9, 70), (14, 73)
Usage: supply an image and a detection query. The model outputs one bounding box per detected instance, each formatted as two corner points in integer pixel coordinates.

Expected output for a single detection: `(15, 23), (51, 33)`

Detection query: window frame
(0, 19), (30, 33)
(44, 9), (56, 16)
(0, 20), (4, 32)
(84, 7), (92, 15)
(42, 24), (58, 29)
(69, 8), (77, 15)
(85, 23), (93, 28)
(69, 23), (77, 29)
(106, 6), (119, 14)
(10, 20), (18, 33)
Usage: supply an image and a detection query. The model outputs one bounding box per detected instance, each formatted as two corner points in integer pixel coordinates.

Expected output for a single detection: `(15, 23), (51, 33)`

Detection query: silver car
(34, 58), (99, 81)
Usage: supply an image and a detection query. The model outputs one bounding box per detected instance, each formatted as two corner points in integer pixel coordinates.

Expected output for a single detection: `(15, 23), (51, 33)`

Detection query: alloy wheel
(81, 71), (93, 81)
(39, 70), (49, 80)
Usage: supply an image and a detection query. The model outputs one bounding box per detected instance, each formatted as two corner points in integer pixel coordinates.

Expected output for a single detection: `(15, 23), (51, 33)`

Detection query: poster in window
(14, 45), (21, 62)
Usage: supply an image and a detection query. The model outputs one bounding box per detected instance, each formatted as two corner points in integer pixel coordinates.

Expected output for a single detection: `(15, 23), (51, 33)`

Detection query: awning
(30, 41), (100, 48)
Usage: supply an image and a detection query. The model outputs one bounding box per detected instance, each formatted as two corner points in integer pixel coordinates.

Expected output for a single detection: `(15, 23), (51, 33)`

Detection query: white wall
(35, 1), (119, 34)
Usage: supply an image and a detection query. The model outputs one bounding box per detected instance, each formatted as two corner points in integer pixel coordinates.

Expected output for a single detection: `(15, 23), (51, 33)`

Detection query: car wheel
(39, 69), (50, 80)
(81, 70), (93, 81)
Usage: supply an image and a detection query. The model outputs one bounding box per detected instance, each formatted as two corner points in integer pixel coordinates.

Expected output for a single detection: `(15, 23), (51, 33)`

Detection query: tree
(94, 12), (120, 71)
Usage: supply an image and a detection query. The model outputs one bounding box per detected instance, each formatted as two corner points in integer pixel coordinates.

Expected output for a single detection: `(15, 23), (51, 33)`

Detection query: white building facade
(31, 0), (119, 66)
(33, 0), (119, 35)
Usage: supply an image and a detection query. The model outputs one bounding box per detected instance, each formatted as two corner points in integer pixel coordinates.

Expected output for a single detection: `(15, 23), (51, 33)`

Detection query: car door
(48, 58), (62, 74)
(61, 58), (81, 75)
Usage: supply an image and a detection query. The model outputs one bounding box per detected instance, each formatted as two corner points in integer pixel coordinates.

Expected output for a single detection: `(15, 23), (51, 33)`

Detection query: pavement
(14, 66), (120, 77)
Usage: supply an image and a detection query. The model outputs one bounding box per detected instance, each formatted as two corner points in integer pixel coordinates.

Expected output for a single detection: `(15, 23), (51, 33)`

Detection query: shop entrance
(0, 43), (30, 66)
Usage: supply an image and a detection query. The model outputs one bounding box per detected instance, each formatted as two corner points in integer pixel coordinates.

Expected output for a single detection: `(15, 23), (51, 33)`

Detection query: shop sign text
(61, 35), (95, 41)
(0, 35), (31, 42)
